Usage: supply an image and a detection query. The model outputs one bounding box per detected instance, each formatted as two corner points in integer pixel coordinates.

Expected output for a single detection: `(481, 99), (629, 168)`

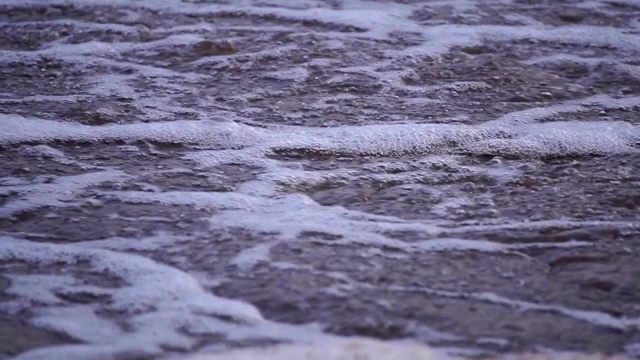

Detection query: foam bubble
(104, 188), (598, 263)
(0, 236), (264, 320)
(179, 338), (444, 360)
(392, 286), (640, 332)
(2, 236), (330, 360)
(468, 121), (637, 157)
(2, 111), (637, 160)
(0, 170), (128, 218)
(0, 114), (265, 148)
(177, 338), (627, 360)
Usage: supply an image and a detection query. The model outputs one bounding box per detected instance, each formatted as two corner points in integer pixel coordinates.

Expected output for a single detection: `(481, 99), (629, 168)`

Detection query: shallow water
(1, 0), (640, 359)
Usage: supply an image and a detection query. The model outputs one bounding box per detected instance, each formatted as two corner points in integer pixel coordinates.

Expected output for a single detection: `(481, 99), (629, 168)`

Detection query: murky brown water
(1, 1), (640, 359)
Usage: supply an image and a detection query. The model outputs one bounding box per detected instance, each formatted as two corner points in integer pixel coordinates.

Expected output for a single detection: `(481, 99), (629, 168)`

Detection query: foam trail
(394, 286), (640, 332)
(0, 236), (265, 321)
(0, 115), (264, 147)
(2, 236), (331, 360)
(107, 190), (442, 241)
(177, 338), (627, 360)
(178, 338), (448, 360)
(0, 170), (129, 218)
(1, 114), (638, 159)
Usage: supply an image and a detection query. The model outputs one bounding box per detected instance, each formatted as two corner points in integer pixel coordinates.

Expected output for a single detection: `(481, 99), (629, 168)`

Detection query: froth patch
(178, 338), (627, 360)
(4, 235), (334, 360)
(180, 338), (444, 360)
(0, 114), (265, 147)
(104, 189), (598, 262)
(390, 287), (640, 332)
(0, 170), (128, 218)
(2, 112), (638, 159)
(0, 236), (267, 359)
(467, 121), (638, 157)
(0, 236), (264, 318)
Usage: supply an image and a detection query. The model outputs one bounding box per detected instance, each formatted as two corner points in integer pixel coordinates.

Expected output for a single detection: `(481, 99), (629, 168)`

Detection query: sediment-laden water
(1, 0), (640, 359)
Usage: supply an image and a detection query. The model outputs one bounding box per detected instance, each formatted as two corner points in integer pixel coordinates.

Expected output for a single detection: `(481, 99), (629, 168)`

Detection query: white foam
(178, 338), (446, 360)
(0, 114), (265, 147)
(107, 190), (441, 244)
(231, 242), (278, 271)
(18, 144), (66, 159)
(414, 238), (591, 254)
(2, 236), (330, 360)
(177, 338), (627, 360)
(469, 121), (637, 157)
(442, 219), (640, 235)
(265, 67), (309, 82)
(3, 0), (638, 64)
(17, 144), (98, 170)
(75, 232), (179, 252)
(0, 94), (86, 103)
(1, 275), (72, 310)
(487, 95), (640, 127)
(102, 188), (601, 265)
(0, 177), (31, 186)
(393, 286), (640, 332)
(0, 236), (263, 319)
(0, 170), (128, 218)
(3, 114), (637, 161)
(33, 306), (125, 345)
(470, 292), (640, 331)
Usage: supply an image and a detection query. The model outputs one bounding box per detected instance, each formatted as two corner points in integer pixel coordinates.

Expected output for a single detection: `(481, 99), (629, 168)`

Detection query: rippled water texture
(1, 0), (640, 359)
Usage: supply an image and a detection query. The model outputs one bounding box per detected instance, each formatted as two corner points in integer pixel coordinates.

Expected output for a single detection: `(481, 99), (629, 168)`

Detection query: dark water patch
(0, 58), (87, 97)
(1, 201), (213, 243)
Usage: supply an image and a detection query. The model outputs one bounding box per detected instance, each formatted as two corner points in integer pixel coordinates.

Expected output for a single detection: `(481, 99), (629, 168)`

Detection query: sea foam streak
(177, 338), (627, 360)
(3, 236), (331, 360)
(1, 111), (638, 158)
